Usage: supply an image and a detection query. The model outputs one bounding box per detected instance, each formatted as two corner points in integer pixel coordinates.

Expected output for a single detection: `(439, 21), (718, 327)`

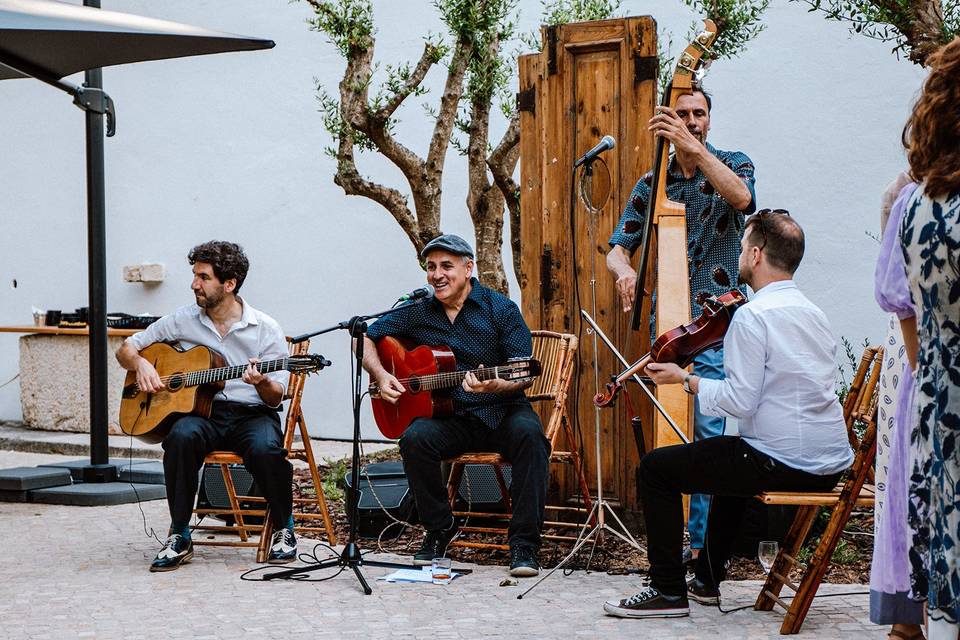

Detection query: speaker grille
(457, 463), (512, 505)
(201, 464), (255, 508)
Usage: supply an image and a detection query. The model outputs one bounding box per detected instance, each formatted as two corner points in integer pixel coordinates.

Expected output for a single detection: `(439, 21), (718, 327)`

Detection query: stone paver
(0, 451), (886, 639)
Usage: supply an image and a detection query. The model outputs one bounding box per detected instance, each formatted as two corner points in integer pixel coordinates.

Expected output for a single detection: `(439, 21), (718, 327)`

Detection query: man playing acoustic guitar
(360, 234), (550, 577)
(116, 240), (296, 572)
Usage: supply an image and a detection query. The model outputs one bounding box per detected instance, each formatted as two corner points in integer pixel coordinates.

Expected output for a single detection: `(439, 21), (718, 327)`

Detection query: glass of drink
(431, 557), (452, 585)
(758, 540), (778, 574)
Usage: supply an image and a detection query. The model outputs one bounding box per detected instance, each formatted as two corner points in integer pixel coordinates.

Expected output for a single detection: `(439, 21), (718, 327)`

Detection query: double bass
(629, 20), (718, 449)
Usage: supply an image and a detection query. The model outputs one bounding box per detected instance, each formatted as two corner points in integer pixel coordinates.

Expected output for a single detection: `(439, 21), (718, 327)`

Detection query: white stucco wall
(0, 0), (927, 439)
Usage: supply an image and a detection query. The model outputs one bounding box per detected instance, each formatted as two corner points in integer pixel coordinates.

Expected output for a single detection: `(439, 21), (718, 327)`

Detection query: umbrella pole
(80, 0), (116, 483)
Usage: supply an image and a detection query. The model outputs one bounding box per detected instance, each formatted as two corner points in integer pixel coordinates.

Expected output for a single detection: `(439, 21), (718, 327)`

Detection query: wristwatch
(682, 373), (695, 395)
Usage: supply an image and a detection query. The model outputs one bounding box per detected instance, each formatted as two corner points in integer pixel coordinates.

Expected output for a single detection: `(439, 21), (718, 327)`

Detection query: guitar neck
(418, 366), (511, 391)
(184, 358), (288, 388)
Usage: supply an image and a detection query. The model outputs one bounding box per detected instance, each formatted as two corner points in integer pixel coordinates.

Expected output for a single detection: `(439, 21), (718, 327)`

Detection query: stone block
(30, 482), (165, 506)
(18, 334), (128, 433)
(122, 263), (165, 283)
(0, 466), (72, 490)
(118, 460), (165, 485)
(0, 489), (29, 502)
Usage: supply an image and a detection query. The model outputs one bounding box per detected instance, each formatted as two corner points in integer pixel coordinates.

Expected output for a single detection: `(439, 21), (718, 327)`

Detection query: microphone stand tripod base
(263, 542), (415, 595)
(517, 495), (644, 599)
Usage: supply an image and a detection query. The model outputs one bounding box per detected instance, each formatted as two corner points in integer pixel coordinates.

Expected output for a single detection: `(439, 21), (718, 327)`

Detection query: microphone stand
(263, 302), (421, 593)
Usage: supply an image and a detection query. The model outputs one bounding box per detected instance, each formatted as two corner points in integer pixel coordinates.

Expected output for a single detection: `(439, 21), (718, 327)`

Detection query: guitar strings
(132, 357), (292, 392)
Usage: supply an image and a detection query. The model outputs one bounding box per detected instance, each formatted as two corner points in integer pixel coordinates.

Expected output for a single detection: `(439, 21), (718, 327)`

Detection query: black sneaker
(603, 585), (690, 618)
(267, 527), (298, 564)
(149, 534), (193, 572)
(509, 545), (540, 577)
(413, 523), (459, 565)
(686, 576), (720, 605)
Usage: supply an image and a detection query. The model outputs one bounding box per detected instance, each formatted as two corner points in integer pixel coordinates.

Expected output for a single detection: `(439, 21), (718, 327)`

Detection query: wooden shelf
(0, 325), (138, 337)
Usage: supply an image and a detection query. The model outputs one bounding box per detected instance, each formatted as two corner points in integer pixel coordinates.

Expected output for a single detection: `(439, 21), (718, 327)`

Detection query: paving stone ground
(0, 451), (887, 640)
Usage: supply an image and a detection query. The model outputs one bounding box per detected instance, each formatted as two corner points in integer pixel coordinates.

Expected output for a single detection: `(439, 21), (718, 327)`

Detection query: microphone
(574, 135), (616, 168)
(397, 284), (435, 302)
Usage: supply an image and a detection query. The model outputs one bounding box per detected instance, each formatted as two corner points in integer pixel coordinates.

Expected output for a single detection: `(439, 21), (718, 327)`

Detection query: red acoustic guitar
(369, 336), (541, 439)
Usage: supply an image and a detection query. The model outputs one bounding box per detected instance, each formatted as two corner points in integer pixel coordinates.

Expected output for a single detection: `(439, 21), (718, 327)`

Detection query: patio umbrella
(0, 0), (274, 483)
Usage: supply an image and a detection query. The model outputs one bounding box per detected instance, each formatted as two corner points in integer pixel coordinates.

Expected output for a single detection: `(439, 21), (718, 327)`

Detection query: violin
(594, 289), (746, 408)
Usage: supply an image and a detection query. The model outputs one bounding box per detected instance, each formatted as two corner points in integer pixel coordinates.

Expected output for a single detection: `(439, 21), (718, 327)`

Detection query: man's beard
(195, 289), (225, 309)
(737, 265), (751, 287)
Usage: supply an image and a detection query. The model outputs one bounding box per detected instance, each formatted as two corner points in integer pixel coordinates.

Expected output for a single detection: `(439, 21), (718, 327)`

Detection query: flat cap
(420, 234), (474, 259)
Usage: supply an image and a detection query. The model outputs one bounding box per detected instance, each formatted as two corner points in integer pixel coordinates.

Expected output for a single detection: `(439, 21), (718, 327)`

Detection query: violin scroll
(593, 380), (622, 408)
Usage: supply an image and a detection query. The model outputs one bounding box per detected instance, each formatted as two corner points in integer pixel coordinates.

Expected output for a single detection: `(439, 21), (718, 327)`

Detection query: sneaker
(149, 534), (193, 572)
(509, 545), (540, 577)
(413, 523), (459, 565)
(603, 585), (690, 619)
(267, 527), (298, 564)
(682, 545), (698, 569)
(686, 575), (720, 605)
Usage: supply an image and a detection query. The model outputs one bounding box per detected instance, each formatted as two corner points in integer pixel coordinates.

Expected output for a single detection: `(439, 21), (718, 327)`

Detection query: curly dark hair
(187, 241), (249, 292)
(902, 37), (960, 199)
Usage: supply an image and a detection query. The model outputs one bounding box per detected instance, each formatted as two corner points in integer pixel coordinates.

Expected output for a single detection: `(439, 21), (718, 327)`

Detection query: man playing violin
(604, 212), (854, 619)
(360, 234), (550, 577)
(605, 87), (757, 562)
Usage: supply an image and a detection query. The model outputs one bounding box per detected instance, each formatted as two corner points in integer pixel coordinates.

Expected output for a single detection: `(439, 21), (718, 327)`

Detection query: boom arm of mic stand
(579, 310), (690, 445)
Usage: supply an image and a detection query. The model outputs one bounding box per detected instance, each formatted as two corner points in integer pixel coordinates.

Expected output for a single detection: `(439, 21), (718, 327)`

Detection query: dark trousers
(399, 406), (550, 549)
(162, 401), (292, 530)
(639, 435), (842, 596)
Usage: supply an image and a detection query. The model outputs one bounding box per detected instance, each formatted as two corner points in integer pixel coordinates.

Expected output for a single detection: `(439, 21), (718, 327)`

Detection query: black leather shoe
(150, 534), (193, 572)
(413, 522), (459, 565)
(509, 545), (540, 577)
(267, 527), (298, 564)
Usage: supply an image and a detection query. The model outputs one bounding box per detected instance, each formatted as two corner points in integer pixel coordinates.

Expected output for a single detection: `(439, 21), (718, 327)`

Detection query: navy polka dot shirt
(609, 142), (756, 319)
(366, 278), (532, 429)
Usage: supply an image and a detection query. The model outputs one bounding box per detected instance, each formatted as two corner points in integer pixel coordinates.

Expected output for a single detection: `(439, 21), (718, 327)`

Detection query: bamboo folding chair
(445, 330), (593, 551)
(192, 339), (337, 562)
(753, 345), (882, 634)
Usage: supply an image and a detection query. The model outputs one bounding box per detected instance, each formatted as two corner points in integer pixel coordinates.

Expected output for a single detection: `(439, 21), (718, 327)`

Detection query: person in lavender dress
(899, 37), (960, 640)
(873, 174), (925, 640)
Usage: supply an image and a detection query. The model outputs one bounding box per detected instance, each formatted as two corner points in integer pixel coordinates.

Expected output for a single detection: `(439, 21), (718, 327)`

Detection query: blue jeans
(688, 347), (726, 548)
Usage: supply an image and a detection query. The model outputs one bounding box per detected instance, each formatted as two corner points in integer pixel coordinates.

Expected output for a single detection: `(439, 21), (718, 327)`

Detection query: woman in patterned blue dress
(899, 36), (960, 640)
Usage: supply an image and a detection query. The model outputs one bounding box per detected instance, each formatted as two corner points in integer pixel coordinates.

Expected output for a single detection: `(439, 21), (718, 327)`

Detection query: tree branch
(375, 43), (441, 120)
(488, 113), (521, 277)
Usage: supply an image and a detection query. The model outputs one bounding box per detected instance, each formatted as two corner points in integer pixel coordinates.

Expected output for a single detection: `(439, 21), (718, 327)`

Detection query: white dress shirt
(126, 298), (289, 407)
(697, 280), (853, 475)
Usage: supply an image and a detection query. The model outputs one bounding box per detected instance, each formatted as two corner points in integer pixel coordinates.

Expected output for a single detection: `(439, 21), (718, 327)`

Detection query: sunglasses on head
(750, 208), (790, 250)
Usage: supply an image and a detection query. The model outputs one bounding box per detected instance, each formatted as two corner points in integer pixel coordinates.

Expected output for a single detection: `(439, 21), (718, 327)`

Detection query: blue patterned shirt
(366, 278), (532, 429)
(608, 143), (757, 318)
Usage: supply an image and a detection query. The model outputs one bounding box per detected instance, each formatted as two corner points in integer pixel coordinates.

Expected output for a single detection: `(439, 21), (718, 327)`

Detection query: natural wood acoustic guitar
(119, 342), (329, 444)
(368, 335), (541, 439)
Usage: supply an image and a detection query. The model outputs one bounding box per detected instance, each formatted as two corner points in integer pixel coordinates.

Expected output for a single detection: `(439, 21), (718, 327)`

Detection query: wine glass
(758, 540), (778, 574)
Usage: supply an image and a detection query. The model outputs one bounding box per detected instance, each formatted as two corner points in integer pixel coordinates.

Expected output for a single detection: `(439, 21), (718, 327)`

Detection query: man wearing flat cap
(360, 234), (550, 577)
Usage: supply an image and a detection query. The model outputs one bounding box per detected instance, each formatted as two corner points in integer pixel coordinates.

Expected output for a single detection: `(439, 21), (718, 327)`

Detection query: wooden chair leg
(220, 463), (248, 543)
(298, 412), (337, 545)
(447, 462), (465, 509)
(257, 508), (273, 563)
(755, 505), (819, 612)
(561, 415), (594, 521)
(782, 506), (855, 634)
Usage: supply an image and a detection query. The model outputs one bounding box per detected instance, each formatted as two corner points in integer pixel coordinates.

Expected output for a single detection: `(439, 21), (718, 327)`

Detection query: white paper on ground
(377, 567), (462, 583)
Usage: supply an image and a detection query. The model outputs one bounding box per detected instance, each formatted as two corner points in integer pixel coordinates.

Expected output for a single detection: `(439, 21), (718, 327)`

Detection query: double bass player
(605, 87), (757, 563)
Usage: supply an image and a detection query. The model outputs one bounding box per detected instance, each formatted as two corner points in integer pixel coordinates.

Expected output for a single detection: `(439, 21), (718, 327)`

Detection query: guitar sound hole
(407, 378), (422, 393)
(168, 374), (184, 391)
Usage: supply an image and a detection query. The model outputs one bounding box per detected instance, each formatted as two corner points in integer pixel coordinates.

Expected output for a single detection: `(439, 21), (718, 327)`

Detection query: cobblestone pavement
(0, 452), (886, 640)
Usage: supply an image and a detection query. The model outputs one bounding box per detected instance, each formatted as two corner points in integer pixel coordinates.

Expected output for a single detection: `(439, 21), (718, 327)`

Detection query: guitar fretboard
(401, 365), (515, 392)
(134, 358), (291, 393)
